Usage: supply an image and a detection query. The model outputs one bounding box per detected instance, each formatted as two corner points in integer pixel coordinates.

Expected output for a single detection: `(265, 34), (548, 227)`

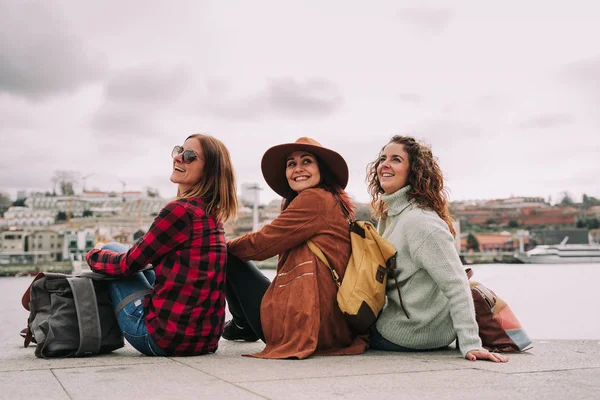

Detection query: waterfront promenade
(2, 277), (599, 399)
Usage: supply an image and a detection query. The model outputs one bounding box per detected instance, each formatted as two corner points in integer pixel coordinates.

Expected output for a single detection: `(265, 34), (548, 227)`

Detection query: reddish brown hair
(366, 135), (455, 235)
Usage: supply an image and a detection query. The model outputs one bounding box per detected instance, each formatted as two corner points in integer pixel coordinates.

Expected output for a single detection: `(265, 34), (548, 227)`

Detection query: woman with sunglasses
(85, 134), (237, 356)
(222, 137), (368, 359)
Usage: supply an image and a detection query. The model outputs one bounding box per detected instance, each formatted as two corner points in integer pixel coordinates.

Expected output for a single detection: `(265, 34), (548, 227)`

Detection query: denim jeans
(369, 326), (449, 352)
(369, 326), (418, 351)
(102, 242), (166, 356)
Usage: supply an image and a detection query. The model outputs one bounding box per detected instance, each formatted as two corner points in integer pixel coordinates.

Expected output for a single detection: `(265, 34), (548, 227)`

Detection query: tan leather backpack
(307, 219), (407, 333)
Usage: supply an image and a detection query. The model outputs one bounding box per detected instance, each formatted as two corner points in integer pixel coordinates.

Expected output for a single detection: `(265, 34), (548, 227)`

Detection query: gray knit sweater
(375, 186), (483, 356)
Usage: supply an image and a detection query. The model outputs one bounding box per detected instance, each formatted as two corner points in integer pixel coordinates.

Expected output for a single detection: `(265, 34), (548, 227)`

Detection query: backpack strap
(67, 277), (102, 356)
(386, 254), (410, 319)
(335, 195), (356, 224)
(114, 289), (152, 315)
(306, 239), (341, 287)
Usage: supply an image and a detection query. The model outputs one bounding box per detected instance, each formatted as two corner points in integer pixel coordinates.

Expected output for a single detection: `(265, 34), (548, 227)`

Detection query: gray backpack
(21, 272), (125, 358)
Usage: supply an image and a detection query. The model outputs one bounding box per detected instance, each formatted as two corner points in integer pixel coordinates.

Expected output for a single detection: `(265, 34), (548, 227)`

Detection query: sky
(1, 0), (599, 205)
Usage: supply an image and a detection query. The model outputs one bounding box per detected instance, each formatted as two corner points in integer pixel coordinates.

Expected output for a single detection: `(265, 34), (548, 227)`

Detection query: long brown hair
(281, 153), (355, 220)
(177, 134), (238, 222)
(366, 135), (455, 235)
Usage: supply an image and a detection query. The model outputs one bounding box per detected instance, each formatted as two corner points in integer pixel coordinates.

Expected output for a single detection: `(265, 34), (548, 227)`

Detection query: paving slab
(2, 277), (599, 399)
(52, 362), (265, 400)
(0, 370), (68, 400)
(178, 342), (472, 383)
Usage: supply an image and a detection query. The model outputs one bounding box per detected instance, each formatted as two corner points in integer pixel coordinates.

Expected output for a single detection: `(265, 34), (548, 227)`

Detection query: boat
(514, 237), (600, 264)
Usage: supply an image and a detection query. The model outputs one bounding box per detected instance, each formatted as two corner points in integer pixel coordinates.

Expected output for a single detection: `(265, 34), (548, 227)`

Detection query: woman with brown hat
(223, 137), (368, 359)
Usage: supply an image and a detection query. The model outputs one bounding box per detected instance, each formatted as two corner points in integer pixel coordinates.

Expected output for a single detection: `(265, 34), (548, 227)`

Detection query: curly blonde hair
(366, 135), (455, 235)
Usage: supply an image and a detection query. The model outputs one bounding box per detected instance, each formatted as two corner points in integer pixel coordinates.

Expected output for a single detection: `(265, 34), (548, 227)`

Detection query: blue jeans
(102, 242), (166, 356)
(369, 326), (449, 352)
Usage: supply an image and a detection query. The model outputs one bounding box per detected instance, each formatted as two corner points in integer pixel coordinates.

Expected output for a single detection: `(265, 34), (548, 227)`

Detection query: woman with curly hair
(366, 135), (507, 362)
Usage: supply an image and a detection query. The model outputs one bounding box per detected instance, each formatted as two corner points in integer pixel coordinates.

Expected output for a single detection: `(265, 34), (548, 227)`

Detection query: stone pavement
(2, 277), (599, 400)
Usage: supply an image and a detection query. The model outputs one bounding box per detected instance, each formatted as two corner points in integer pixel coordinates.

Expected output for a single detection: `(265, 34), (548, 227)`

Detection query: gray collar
(381, 185), (413, 217)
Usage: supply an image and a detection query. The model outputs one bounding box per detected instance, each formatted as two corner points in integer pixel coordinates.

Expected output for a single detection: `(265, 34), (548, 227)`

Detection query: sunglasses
(171, 146), (200, 164)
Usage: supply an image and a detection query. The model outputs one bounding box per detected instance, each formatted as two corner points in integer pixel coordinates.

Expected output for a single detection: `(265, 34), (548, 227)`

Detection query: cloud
(105, 66), (189, 104)
(562, 56), (600, 87)
(398, 93), (423, 103)
(266, 78), (343, 118)
(474, 94), (510, 111)
(561, 56), (600, 104)
(396, 8), (454, 35)
(91, 66), (190, 139)
(517, 113), (574, 129)
(204, 78), (343, 120)
(0, 1), (106, 100)
(204, 80), (267, 120)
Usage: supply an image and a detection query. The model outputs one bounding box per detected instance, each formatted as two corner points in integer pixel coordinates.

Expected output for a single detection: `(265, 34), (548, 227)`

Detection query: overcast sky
(1, 0), (599, 205)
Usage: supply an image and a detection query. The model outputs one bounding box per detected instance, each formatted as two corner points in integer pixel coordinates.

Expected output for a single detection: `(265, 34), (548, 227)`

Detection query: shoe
(222, 320), (259, 342)
(20, 327), (37, 344)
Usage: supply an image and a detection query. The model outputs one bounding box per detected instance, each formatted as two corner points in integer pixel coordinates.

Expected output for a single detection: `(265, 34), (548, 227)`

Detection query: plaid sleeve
(86, 201), (191, 276)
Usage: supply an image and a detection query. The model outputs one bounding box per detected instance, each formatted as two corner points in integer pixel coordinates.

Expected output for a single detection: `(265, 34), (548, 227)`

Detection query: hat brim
(261, 143), (349, 198)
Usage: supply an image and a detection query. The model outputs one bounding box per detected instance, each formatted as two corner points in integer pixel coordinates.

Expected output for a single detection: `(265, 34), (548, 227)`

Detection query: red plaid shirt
(86, 198), (226, 356)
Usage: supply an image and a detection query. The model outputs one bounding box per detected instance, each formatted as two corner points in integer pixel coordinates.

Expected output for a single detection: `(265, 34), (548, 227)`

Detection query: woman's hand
(94, 242), (106, 250)
(465, 349), (509, 363)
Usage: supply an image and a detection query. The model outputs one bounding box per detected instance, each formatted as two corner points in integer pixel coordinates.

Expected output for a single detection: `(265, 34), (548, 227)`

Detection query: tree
(82, 210), (93, 217)
(582, 194), (600, 209)
(578, 217), (600, 229)
(508, 220), (519, 228)
(466, 233), (480, 252)
(12, 198), (26, 207)
(355, 204), (376, 224)
(56, 211), (68, 221)
(559, 191), (574, 206)
(145, 187), (160, 198)
(0, 192), (12, 217)
(52, 170), (79, 196)
(60, 181), (75, 196)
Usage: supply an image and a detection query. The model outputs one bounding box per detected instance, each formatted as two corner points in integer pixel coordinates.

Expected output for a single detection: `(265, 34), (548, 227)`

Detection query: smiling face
(170, 137), (205, 193)
(285, 151), (321, 194)
(376, 142), (411, 195)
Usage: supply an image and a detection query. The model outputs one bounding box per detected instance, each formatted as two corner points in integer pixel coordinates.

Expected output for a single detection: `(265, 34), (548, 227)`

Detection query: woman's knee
(102, 242), (129, 253)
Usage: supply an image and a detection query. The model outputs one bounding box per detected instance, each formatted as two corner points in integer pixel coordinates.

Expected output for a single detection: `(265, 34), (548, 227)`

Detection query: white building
(0, 206), (55, 228)
(24, 192), (167, 218)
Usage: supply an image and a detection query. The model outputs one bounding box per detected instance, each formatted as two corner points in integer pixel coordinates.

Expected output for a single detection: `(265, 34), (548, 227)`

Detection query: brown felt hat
(261, 137), (349, 198)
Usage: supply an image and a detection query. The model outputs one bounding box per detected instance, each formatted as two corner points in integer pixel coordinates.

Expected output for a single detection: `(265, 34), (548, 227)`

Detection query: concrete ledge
(3, 278), (599, 399)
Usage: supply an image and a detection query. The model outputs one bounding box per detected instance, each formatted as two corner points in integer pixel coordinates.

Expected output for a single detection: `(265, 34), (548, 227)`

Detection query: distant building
(24, 230), (63, 262)
(483, 197), (547, 209)
(62, 228), (95, 261)
(530, 229), (589, 245)
(0, 229), (63, 264)
(451, 195), (577, 228)
(1, 206), (55, 228)
(1, 230), (26, 252)
(460, 232), (514, 252)
(24, 192), (167, 218)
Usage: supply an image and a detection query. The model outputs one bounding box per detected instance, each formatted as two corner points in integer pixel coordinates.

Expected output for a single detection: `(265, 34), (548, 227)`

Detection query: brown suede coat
(227, 188), (368, 359)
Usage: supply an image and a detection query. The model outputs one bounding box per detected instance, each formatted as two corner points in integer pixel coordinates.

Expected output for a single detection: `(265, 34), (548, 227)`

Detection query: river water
(260, 263), (600, 340)
(3, 263), (598, 340)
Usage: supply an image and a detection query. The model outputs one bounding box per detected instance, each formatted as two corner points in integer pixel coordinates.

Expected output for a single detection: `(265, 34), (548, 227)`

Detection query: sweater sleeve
(411, 226), (483, 356)
(227, 189), (330, 261)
